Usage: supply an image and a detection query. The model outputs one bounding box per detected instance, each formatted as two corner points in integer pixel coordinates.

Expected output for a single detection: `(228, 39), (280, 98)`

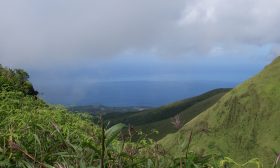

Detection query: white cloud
(0, 0), (280, 67)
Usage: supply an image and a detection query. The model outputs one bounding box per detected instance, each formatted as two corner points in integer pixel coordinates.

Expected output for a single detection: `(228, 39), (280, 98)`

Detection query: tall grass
(0, 66), (263, 167)
(0, 90), (264, 167)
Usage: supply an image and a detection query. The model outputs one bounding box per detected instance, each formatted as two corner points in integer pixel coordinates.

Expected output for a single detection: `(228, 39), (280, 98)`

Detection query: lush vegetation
(104, 89), (230, 140)
(0, 64), (269, 167)
(160, 57), (280, 167)
(0, 65), (38, 96)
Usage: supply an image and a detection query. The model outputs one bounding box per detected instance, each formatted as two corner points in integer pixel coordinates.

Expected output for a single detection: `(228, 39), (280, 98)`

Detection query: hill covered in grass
(0, 65), (103, 167)
(1, 65), (239, 167)
(104, 88), (230, 140)
(160, 57), (280, 167)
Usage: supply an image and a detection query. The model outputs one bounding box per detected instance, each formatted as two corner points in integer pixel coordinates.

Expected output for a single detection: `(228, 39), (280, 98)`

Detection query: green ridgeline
(1, 65), (223, 167)
(104, 88), (230, 140)
(160, 56), (280, 167)
(0, 64), (265, 167)
(0, 65), (101, 167)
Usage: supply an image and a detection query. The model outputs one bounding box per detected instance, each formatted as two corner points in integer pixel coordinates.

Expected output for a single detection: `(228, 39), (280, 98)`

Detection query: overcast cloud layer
(1, 0), (280, 67)
(1, 0), (280, 105)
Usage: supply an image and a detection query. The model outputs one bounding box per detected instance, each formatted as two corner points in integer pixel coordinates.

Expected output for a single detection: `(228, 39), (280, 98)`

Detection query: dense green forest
(0, 63), (275, 167)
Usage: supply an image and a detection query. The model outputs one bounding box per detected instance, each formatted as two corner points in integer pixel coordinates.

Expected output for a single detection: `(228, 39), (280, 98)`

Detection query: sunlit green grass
(0, 64), (266, 167)
(160, 57), (280, 167)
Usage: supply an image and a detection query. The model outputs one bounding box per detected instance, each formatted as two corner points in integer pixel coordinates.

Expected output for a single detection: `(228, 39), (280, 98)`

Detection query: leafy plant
(0, 65), (264, 168)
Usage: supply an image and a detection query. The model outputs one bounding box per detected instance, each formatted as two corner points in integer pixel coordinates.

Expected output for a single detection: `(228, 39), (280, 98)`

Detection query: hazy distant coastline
(40, 80), (237, 106)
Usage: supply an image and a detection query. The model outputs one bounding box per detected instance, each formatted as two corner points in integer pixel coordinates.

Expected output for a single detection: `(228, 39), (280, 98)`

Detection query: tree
(0, 66), (38, 96)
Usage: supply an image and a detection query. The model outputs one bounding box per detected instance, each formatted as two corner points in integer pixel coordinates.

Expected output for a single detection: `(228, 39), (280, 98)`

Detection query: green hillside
(160, 57), (280, 167)
(139, 90), (229, 140)
(0, 65), (103, 167)
(1, 65), (235, 167)
(0, 65), (38, 96)
(104, 89), (230, 140)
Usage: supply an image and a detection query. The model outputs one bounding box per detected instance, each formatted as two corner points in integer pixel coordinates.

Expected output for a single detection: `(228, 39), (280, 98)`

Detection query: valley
(1, 58), (280, 167)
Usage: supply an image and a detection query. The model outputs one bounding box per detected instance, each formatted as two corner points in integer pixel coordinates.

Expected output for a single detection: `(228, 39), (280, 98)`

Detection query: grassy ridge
(160, 57), (280, 167)
(0, 65), (229, 167)
(0, 90), (102, 167)
(0, 64), (264, 167)
(138, 90), (229, 140)
(104, 88), (230, 140)
(0, 66), (101, 167)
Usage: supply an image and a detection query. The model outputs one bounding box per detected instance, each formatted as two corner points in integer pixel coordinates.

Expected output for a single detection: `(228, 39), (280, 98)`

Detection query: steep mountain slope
(0, 65), (237, 167)
(104, 88), (230, 140)
(160, 57), (280, 167)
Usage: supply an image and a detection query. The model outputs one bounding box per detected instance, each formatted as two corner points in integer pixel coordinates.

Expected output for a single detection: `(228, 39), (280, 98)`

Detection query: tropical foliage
(0, 65), (264, 167)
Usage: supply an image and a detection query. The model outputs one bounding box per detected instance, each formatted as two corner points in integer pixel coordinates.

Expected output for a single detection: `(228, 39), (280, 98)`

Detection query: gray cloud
(1, 0), (280, 67)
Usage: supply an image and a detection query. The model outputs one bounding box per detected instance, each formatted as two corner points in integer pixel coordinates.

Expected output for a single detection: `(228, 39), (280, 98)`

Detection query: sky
(1, 0), (280, 106)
